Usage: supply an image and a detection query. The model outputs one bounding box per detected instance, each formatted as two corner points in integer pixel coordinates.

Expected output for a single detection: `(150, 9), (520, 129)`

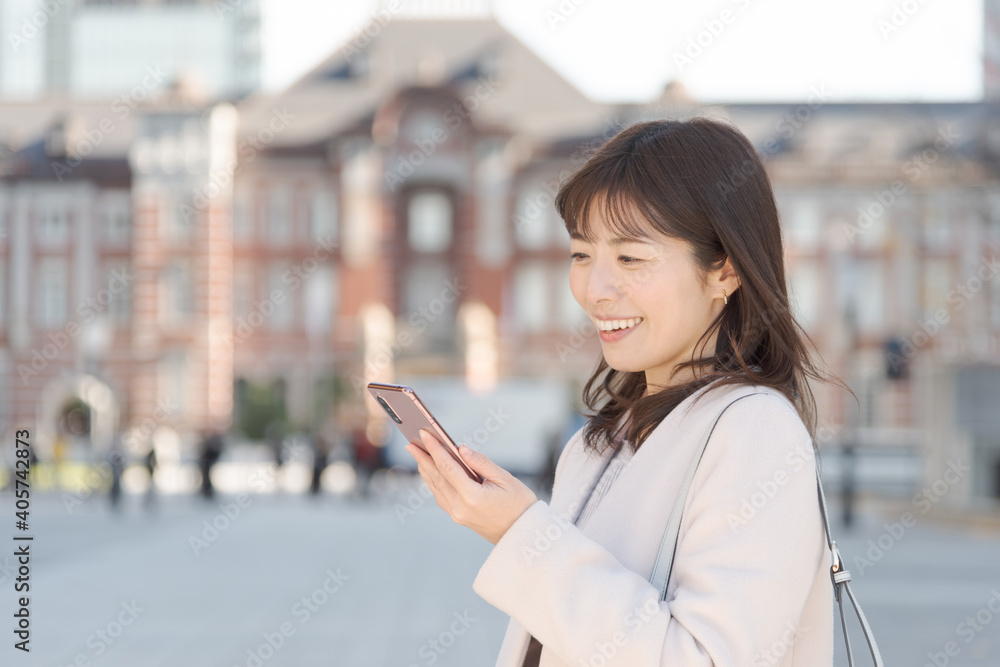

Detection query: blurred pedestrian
(309, 430), (329, 496)
(198, 430), (224, 500)
(351, 425), (384, 499)
(108, 439), (124, 510)
(265, 421), (286, 468)
(143, 443), (157, 508)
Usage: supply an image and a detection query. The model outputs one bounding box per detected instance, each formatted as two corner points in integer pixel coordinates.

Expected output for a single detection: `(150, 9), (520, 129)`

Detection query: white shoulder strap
(648, 392), (884, 666)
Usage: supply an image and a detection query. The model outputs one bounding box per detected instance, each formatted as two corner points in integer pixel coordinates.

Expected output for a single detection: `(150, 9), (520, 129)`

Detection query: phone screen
(367, 382), (485, 484)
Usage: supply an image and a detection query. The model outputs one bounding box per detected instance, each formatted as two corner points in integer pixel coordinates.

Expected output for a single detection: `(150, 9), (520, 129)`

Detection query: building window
(554, 263), (587, 329)
(268, 186), (291, 244)
(309, 189), (338, 243)
(103, 199), (131, 245)
(403, 108), (448, 143)
(514, 260), (548, 333)
(39, 202), (69, 244)
(855, 258), (884, 333)
(783, 198), (823, 249)
(304, 264), (335, 337)
(158, 350), (187, 417)
(922, 258), (952, 319)
(161, 194), (193, 241)
(515, 182), (559, 250)
(233, 264), (254, 322)
(0, 257), (6, 328)
(159, 262), (194, 325)
(407, 190), (452, 253)
(923, 201), (952, 248)
(37, 259), (67, 327)
(233, 190), (253, 245)
(403, 261), (455, 348)
(788, 260), (821, 331)
(105, 264), (132, 324)
(992, 282), (1000, 331)
(0, 194), (8, 243)
(268, 265), (292, 330)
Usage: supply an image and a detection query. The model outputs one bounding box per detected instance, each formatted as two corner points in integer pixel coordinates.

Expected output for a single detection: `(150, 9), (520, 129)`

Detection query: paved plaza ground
(1, 473), (999, 666)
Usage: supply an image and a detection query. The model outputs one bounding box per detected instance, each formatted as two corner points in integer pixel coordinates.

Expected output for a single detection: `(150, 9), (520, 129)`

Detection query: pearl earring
(722, 289), (728, 305)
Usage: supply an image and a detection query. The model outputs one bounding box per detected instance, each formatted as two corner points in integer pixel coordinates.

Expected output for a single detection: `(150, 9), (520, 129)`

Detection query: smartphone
(366, 382), (485, 484)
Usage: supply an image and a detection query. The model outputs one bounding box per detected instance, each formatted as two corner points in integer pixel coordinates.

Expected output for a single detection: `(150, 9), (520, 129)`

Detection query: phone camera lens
(376, 395), (403, 424)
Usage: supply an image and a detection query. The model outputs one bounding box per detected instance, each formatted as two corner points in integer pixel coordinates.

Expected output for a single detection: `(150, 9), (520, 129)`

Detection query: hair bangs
(557, 156), (667, 245)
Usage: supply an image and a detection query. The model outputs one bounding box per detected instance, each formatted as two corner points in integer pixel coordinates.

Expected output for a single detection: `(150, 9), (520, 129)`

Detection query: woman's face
(568, 202), (737, 393)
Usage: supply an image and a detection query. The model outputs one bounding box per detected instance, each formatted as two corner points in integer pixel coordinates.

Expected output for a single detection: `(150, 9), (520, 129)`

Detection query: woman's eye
(569, 252), (588, 261)
(619, 256), (641, 264)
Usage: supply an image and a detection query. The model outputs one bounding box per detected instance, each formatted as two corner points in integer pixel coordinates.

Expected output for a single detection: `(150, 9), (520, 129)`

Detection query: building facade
(1, 7), (999, 500)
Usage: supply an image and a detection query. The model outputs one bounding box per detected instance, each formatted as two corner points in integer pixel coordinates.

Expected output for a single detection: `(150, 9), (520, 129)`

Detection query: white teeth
(596, 317), (643, 331)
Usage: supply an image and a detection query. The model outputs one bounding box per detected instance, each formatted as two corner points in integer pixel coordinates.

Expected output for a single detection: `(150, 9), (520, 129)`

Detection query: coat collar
(550, 378), (767, 523)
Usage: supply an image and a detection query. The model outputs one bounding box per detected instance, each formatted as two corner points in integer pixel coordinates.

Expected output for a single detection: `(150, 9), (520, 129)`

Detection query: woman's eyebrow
(567, 232), (654, 245)
(608, 235), (653, 246)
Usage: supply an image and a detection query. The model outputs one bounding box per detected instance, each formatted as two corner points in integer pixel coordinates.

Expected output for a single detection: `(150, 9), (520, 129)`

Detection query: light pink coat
(472, 381), (834, 666)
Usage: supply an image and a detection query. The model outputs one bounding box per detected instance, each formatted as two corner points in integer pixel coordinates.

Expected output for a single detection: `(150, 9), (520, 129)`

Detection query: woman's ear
(715, 256), (741, 296)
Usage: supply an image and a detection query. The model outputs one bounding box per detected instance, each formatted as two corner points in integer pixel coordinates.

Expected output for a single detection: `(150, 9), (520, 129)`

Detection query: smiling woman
(406, 117), (878, 667)
(556, 117), (846, 456)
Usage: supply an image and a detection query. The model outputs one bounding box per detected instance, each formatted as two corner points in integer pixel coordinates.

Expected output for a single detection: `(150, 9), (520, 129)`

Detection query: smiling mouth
(594, 317), (644, 332)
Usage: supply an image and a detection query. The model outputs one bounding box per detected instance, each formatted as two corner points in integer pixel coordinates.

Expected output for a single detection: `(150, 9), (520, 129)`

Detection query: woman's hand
(405, 429), (538, 545)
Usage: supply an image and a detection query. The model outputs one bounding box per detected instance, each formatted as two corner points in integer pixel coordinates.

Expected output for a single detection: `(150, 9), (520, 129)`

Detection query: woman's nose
(586, 260), (621, 304)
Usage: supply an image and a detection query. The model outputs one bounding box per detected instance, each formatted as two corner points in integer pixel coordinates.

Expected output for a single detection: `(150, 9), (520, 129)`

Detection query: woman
(405, 117), (849, 666)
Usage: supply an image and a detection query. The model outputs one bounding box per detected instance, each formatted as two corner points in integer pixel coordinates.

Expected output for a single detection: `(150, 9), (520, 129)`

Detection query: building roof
(235, 16), (621, 148)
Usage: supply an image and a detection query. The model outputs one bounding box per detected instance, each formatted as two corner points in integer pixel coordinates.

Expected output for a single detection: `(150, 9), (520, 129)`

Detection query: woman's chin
(602, 356), (646, 374)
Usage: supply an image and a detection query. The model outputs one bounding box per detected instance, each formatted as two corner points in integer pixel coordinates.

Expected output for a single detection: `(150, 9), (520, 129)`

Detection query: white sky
(260, 0), (985, 102)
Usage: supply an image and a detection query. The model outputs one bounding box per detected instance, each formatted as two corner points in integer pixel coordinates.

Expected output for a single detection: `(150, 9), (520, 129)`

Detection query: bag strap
(649, 393), (760, 599)
(813, 449), (884, 667)
(648, 393), (884, 666)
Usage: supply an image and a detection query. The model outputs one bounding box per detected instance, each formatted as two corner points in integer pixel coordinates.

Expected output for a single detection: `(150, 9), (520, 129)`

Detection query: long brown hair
(555, 117), (853, 456)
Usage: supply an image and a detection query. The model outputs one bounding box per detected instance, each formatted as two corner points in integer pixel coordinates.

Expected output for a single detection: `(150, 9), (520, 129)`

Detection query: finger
(419, 430), (469, 487)
(416, 430), (460, 495)
(417, 431), (454, 484)
(455, 444), (505, 484)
